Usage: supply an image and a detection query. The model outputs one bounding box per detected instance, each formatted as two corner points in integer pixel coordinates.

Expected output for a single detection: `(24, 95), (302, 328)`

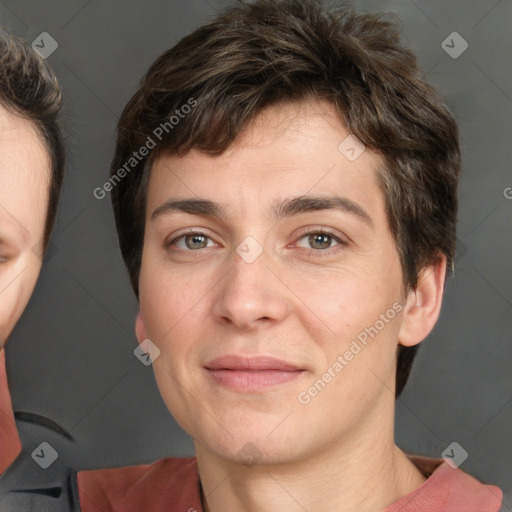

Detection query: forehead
(0, 106), (50, 242)
(147, 99), (385, 222)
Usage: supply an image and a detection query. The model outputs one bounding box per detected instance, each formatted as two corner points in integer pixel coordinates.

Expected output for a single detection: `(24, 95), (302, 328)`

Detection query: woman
(0, 25), (67, 510)
(77, 1), (503, 510)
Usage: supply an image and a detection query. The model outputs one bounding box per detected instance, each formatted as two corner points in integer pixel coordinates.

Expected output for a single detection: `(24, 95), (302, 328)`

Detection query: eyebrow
(151, 195), (373, 227)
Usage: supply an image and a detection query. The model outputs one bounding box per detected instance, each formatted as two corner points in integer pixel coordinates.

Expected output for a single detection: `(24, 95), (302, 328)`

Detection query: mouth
(204, 355), (306, 392)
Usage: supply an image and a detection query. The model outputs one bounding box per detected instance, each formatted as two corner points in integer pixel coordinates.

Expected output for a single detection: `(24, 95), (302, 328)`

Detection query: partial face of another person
(136, 99), (439, 465)
(0, 106), (50, 348)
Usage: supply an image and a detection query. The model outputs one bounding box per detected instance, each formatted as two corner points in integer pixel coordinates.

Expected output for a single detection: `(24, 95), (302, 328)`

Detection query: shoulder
(385, 455), (503, 512)
(0, 348), (22, 474)
(78, 457), (201, 512)
(432, 462), (503, 511)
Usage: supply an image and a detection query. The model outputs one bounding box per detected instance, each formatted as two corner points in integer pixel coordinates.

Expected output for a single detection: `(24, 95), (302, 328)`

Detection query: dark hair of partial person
(0, 26), (65, 250)
(109, 0), (461, 397)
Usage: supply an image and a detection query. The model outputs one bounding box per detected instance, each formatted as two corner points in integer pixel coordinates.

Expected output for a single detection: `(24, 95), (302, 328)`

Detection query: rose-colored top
(77, 454), (503, 512)
(0, 351), (504, 511)
(0, 349), (22, 474)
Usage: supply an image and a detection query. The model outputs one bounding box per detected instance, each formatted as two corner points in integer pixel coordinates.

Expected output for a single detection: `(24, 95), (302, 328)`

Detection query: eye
(294, 228), (347, 255)
(166, 230), (217, 251)
(165, 227), (348, 256)
(0, 241), (13, 264)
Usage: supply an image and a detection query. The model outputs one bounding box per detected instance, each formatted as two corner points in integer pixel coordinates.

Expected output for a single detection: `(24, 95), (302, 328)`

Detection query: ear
(135, 309), (148, 345)
(397, 254), (447, 347)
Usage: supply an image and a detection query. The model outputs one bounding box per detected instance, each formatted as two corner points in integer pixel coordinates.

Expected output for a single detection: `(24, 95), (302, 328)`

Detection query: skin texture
(135, 99), (446, 512)
(0, 105), (49, 348)
(0, 105), (50, 473)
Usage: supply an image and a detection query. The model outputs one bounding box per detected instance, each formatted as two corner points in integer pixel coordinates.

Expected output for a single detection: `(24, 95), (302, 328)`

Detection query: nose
(211, 243), (290, 331)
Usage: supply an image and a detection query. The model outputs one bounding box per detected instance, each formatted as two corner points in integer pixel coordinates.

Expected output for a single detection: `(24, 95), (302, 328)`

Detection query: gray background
(1, 0), (511, 507)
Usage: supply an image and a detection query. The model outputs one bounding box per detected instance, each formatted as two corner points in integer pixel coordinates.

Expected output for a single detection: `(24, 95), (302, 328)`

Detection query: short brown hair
(110, 0), (461, 397)
(0, 27), (65, 250)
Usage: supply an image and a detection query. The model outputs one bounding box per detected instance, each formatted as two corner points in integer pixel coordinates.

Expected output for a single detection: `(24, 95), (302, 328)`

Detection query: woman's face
(136, 99), (414, 465)
(0, 106), (50, 348)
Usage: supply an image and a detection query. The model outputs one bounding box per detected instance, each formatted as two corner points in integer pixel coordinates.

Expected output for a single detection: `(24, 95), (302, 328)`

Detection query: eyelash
(298, 227), (348, 256)
(165, 227), (347, 257)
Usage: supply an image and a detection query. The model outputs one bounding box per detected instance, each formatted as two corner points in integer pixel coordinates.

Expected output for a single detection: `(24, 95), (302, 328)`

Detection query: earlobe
(135, 309), (148, 345)
(398, 255), (447, 347)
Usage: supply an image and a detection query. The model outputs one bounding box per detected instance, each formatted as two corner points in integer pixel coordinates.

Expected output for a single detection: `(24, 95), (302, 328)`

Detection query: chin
(192, 416), (308, 466)
(206, 437), (295, 466)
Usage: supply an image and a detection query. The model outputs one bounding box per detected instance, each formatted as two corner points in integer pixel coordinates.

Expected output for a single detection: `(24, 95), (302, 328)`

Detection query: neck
(195, 416), (426, 512)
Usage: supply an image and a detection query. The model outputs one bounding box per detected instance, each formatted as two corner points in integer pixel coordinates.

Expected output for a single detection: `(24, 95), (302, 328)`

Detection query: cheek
(139, 266), (210, 435)
(296, 312), (402, 427)
(283, 267), (388, 336)
(138, 259), (209, 353)
(0, 285), (19, 345)
(142, 280), (195, 326)
(289, 265), (403, 387)
(0, 259), (41, 344)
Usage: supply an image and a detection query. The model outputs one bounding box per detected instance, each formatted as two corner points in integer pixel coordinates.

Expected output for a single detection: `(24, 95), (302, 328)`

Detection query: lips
(205, 355), (302, 371)
(204, 355), (305, 392)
